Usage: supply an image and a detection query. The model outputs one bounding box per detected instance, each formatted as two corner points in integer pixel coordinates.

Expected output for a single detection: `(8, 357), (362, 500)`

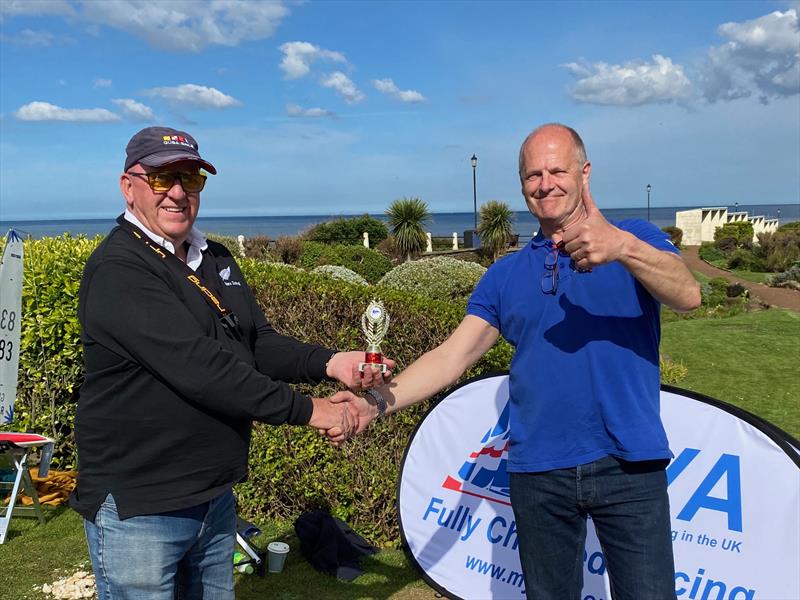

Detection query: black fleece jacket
(70, 221), (334, 521)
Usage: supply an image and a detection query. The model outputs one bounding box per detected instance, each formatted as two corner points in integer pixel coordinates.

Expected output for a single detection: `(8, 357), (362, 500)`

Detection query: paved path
(682, 246), (800, 312)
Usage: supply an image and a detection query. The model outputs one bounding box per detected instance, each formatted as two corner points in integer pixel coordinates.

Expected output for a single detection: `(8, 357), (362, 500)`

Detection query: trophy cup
(359, 299), (390, 373)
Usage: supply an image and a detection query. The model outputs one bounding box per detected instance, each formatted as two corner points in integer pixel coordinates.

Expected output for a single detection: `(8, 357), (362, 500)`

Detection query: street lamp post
(646, 184), (652, 222)
(471, 154), (478, 231)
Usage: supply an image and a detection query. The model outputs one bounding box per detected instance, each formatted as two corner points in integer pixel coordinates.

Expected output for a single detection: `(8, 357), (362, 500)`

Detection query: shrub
(714, 236), (738, 254)
(756, 228), (800, 272)
(714, 222), (753, 248)
(311, 265), (368, 286)
(273, 236), (303, 264)
(701, 277), (730, 307)
(661, 226), (683, 248)
(242, 235), (272, 260)
(699, 242), (726, 263)
(298, 241), (392, 283)
(378, 256), (486, 302)
(304, 214), (388, 247)
(726, 248), (764, 271)
(205, 233), (240, 256)
(13, 235), (103, 469)
(768, 264), (800, 288)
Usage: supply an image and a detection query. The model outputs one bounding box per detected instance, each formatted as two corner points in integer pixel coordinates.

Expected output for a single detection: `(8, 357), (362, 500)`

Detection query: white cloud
(14, 101), (120, 122)
(286, 103), (335, 118)
(320, 71), (364, 104)
(279, 41), (347, 79)
(0, 28), (57, 45)
(93, 78), (112, 88)
(699, 9), (799, 103)
(563, 55), (692, 106)
(0, 0), (75, 20)
(80, 0), (289, 52)
(142, 84), (241, 109)
(372, 78), (426, 103)
(112, 98), (154, 121)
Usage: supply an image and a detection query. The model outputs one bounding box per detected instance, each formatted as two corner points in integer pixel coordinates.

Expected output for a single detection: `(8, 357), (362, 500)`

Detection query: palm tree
(478, 200), (516, 262)
(385, 197), (431, 262)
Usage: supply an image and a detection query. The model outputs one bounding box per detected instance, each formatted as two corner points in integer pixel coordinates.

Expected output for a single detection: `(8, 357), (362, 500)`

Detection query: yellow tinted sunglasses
(127, 170), (207, 193)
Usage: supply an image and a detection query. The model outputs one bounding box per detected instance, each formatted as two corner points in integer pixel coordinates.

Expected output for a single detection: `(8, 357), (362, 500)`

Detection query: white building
(675, 207), (779, 245)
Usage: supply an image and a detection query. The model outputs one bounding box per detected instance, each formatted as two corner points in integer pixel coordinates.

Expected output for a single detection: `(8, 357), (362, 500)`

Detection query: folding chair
(235, 515), (266, 577)
(0, 432), (55, 544)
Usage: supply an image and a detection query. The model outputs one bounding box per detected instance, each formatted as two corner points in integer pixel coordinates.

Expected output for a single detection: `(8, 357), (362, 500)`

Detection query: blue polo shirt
(467, 220), (679, 473)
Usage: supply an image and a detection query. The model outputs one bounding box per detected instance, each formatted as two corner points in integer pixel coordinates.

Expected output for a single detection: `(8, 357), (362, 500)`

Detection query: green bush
(698, 242), (726, 263)
(378, 256), (486, 302)
(661, 226), (683, 248)
(304, 214), (388, 247)
(769, 264), (800, 288)
(13, 235), (102, 469)
(311, 265), (369, 286)
(273, 236), (303, 264)
(298, 241), (392, 283)
(755, 227), (800, 272)
(714, 236), (738, 253)
(241, 235), (272, 260)
(204, 233), (240, 256)
(726, 248), (764, 271)
(714, 222), (753, 248)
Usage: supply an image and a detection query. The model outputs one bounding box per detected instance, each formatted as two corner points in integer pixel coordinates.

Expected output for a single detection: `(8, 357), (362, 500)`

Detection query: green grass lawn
(3, 308), (798, 599)
(661, 308), (800, 438)
(728, 269), (772, 284)
(704, 260), (772, 284)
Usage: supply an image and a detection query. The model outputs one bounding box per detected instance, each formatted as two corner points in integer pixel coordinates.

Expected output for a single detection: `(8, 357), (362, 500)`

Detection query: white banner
(0, 230), (24, 425)
(398, 374), (800, 600)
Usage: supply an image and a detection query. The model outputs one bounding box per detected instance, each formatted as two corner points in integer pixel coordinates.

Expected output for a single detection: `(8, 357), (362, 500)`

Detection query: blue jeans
(84, 490), (236, 600)
(510, 455), (675, 600)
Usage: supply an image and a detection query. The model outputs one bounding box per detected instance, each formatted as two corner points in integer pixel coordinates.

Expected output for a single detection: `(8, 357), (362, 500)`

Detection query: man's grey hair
(518, 123), (588, 177)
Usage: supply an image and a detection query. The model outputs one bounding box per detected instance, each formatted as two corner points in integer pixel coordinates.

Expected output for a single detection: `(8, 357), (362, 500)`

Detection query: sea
(1, 203), (797, 241)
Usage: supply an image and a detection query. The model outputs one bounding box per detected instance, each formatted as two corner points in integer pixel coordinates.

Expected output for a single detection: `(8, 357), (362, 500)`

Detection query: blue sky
(0, 0), (798, 220)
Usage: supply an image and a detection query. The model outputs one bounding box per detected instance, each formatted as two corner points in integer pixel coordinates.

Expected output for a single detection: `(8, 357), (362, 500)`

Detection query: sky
(0, 0), (798, 220)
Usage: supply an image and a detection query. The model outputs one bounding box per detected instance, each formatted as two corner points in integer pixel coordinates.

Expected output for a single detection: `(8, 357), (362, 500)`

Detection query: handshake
(307, 350), (395, 445)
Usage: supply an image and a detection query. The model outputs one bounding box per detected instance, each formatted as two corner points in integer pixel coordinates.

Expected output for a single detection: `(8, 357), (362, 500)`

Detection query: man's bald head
(518, 123), (587, 178)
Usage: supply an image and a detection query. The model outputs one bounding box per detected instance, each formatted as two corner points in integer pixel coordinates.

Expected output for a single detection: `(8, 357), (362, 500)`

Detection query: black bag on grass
(294, 510), (378, 581)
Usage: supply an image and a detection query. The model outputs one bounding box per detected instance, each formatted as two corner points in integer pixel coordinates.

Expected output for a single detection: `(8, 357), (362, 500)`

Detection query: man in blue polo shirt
(347, 123), (701, 599)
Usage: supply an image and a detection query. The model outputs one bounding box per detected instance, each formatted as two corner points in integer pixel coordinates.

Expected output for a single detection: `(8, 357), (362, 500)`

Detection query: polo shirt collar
(123, 209), (208, 271)
(530, 229), (558, 250)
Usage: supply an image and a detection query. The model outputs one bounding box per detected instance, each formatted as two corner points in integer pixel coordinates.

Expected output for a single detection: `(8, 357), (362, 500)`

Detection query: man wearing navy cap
(71, 126), (392, 599)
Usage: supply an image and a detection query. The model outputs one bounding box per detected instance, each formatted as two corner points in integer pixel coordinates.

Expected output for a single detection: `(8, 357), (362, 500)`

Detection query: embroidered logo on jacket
(218, 266), (242, 287)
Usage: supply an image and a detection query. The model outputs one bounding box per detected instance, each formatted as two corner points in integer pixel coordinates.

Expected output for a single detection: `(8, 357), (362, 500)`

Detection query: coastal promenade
(682, 246), (800, 312)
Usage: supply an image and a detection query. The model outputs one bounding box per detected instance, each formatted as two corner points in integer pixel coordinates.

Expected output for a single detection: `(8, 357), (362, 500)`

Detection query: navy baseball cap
(124, 126), (217, 174)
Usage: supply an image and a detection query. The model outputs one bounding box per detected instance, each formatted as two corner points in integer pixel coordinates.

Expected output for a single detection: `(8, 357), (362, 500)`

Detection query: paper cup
(267, 541), (290, 573)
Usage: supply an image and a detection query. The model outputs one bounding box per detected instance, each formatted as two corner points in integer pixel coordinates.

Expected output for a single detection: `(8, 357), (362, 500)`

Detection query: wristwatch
(363, 388), (387, 418)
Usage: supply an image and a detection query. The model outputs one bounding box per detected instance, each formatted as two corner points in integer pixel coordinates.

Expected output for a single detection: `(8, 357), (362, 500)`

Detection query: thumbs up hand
(560, 182), (629, 271)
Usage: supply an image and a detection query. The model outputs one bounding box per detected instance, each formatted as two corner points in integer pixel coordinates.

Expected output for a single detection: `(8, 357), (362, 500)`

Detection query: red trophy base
(359, 351), (387, 373)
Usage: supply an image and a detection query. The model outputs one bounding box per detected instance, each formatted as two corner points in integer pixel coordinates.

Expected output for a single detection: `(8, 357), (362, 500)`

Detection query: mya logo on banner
(441, 401), (511, 506)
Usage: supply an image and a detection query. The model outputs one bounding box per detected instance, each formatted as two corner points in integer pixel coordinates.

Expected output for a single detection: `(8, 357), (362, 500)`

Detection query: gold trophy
(359, 299), (390, 373)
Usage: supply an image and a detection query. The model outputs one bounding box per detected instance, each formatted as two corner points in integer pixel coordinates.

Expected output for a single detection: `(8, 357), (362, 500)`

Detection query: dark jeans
(510, 455), (675, 600)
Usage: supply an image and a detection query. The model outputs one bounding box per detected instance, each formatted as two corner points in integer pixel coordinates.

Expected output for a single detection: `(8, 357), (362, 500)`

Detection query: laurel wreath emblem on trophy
(362, 300), (390, 347)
